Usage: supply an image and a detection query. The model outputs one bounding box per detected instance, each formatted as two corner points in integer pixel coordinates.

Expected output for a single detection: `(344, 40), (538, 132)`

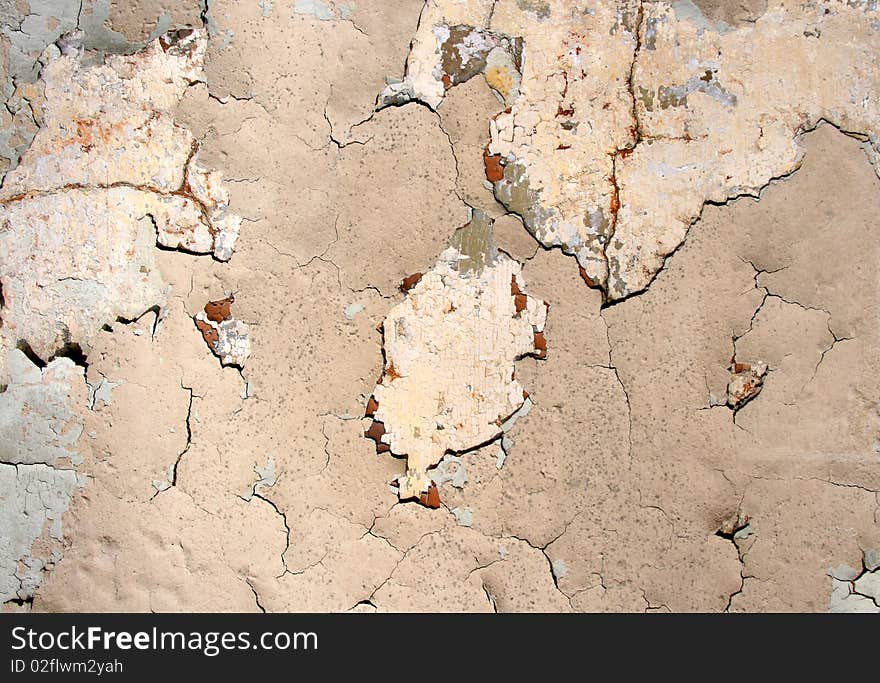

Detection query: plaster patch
(367, 210), (547, 501)
(387, 0), (880, 300)
(0, 29), (242, 381)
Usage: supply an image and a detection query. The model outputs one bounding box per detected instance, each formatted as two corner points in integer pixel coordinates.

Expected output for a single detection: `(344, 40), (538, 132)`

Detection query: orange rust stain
(618, 146), (634, 160)
(533, 330), (547, 358)
(204, 295), (234, 323)
(384, 362), (401, 382)
(522, 389), (529, 400)
(733, 362), (751, 373)
(400, 272), (423, 293)
(442, 73), (452, 89)
(609, 190), (620, 216)
(418, 482), (441, 509)
(578, 265), (596, 287)
(66, 117), (127, 153)
(194, 317), (219, 348)
(483, 148), (504, 182)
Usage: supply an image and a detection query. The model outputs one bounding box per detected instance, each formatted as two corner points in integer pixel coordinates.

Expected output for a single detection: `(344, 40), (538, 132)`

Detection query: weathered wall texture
(0, 0), (877, 613)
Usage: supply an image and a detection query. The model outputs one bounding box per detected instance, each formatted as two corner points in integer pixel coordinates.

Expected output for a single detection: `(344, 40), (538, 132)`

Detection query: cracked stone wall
(1, 0), (878, 613)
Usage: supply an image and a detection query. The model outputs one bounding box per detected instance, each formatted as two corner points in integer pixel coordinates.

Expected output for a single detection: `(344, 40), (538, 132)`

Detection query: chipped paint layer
(0, 349), (85, 603)
(0, 28), (241, 381)
(194, 295), (251, 368)
(387, 0), (880, 300)
(368, 210), (547, 501)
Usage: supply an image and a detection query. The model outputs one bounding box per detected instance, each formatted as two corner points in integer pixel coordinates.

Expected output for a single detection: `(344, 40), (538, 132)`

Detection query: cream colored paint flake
(386, 0), (880, 300)
(370, 216), (547, 501)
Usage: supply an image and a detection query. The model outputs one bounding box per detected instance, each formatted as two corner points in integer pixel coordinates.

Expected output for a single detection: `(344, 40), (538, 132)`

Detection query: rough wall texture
(0, 0), (878, 613)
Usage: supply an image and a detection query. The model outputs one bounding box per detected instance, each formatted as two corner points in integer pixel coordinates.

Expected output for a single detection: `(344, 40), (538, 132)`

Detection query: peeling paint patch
(727, 361), (767, 409)
(379, 22), (523, 109)
(292, 0), (334, 21)
(828, 556), (880, 612)
(368, 210), (547, 502)
(388, 0), (880, 300)
(0, 349), (85, 603)
(194, 295), (251, 368)
(0, 29), (242, 381)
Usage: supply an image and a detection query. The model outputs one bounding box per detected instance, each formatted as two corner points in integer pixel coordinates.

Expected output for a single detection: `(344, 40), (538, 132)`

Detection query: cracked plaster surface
(1, 0), (878, 613)
(386, 0), (880, 301)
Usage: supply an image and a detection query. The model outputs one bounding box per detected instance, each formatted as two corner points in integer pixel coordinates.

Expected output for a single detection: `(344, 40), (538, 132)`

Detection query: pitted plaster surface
(1, 0), (878, 614)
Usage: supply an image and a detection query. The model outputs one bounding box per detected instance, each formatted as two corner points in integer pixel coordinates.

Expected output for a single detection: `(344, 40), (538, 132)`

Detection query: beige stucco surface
(0, 0), (878, 612)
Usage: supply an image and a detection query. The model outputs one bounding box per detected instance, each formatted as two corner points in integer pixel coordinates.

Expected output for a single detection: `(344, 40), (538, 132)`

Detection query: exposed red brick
(533, 330), (547, 358)
(418, 482), (441, 509)
(400, 272), (423, 293)
(365, 396), (379, 418)
(483, 149), (504, 182)
(365, 420), (390, 453)
(510, 274), (522, 296)
(194, 317), (219, 347)
(204, 295), (234, 323)
(578, 265), (596, 287)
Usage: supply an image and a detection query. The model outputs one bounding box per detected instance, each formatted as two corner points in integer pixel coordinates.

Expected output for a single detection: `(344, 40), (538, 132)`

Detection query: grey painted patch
(0, 351), (85, 466)
(152, 464), (175, 493)
(854, 571), (880, 602)
(829, 576), (880, 613)
(447, 209), (497, 275)
(343, 302), (364, 320)
(864, 548), (880, 572)
(0, 463), (80, 602)
(493, 159), (553, 243)
(292, 0), (334, 21)
(732, 523), (752, 540)
(828, 563), (860, 581)
(337, 2), (355, 20)
(0, 350), (85, 602)
(827, 561), (880, 613)
(254, 455), (278, 491)
(241, 455), (278, 501)
(430, 454), (468, 490)
(451, 506), (473, 527)
(551, 558), (568, 579)
(655, 70), (737, 111)
(516, 0), (550, 20)
(672, 0), (732, 34)
(88, 376), (125, 409)
(259, 0), (274, 17)
(500, 396), (532, 432)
